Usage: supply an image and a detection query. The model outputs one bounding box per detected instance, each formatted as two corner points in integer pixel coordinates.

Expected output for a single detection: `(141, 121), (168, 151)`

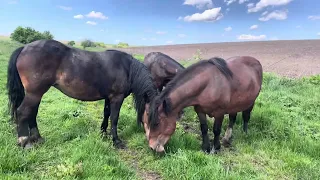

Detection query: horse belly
(54, 75), (103, 101)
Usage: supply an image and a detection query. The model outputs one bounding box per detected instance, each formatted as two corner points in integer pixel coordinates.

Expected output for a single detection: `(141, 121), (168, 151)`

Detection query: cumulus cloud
(237, 34), (266, 40)
(247, 3), (254, 8)
(179, 7), (223, 22)
(224, 0), (237, 6)
(178, 34), (186, 38)
(250, 24), (258, 30)
(86, 21), (97, 25)
(58, 6), (72, 11)
(308, 15), (320, 20)
(261, 11), (268, 16)
(224, 26), (232, 31)
(86, 11), (108, 20)
(239, 0), (249, 4)
(248, 0), (292, 13)
(259, 10), (288, 21)
(183, 0), (213, 9)
(156, 31), (167, 35)
(74, 14), (84, 19)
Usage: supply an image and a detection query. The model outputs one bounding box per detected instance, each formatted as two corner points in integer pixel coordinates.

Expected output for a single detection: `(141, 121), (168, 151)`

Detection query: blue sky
(0, 0), (319, 46)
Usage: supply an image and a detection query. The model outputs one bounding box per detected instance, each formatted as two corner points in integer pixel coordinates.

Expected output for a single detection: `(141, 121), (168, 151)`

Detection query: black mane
(148, 57), (233, 128)
(128, 55), (159, 124)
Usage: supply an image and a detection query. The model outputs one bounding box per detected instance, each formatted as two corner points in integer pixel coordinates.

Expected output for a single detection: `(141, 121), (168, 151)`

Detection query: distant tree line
(10, 26), (130, 49)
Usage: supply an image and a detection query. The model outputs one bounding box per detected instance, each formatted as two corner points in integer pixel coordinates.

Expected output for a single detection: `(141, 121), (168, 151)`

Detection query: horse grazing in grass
(143, 56), (263, 153)
(143, 52), (185, 92)
(7, 39), (158, 149)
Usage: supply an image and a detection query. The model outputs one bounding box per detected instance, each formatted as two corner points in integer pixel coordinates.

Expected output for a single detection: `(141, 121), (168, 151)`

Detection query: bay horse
(143, 56), (263, 153)
(7, 39), (158, 149)
(143, 52), (185, 92)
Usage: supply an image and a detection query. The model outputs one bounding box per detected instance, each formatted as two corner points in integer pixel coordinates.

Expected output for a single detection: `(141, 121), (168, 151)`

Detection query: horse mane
(128, 55), (158, 124)
(148, 57), (232, 128)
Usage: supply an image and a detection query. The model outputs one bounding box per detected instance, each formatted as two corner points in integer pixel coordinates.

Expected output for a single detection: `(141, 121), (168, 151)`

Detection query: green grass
(0, 39), (319, 179)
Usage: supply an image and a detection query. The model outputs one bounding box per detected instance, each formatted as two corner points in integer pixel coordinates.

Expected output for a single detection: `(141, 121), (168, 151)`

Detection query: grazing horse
(143, 52), (185, 92)
(143, 56), (263, 153)
(7, 39), (158, 149)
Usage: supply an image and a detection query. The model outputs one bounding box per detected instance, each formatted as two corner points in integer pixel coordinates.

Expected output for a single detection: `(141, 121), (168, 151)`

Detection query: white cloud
(183, 0), (213, 9)
(58, 6), (72, 11)
(238, 34), (266, 40)
(74, 14), (84, 19)
(178, 34), (186, 38)
(86, 11), (108, 20)
(259, 10), (288, 21)
(261, 11), (268, 16)
(226, 8), (230, 12)
(224, 0), (236, 6)
(115, 40), (120, 43)
(86, 21), (97, 25)
(308, 15), (320, 20)
(317, 32), (320, 36)
(166, 40), (174, 44)
(142, 38), (147, 41)
(247, 3), (254, 8)
(248, 0), (292, 13)
(250, 24), (258, 30)
(296, 25), (301, 29)
(239, 0), (249, 4)
(179, 7), (223, 22)
(156, 31), (167, 35)
(224, 26), (232, 31)
(270, 37), (279, 40)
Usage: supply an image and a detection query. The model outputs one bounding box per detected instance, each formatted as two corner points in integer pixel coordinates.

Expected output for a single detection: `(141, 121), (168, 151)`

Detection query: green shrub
(67, 41), (75, 46)
(81, 39), (96, 49)
(10, 26), (54, 44)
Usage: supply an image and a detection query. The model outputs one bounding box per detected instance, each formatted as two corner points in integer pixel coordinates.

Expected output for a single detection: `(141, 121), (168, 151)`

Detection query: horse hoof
(24, 143), (33, 150)
(113, 140), (126, 149)
(210, 148), (220, 155)
(37, 137), (45, 144)
(222, 138), (231, 147)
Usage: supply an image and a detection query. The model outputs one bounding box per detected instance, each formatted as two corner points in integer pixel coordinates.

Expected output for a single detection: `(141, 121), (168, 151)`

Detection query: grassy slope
(0, 40), (319, 179)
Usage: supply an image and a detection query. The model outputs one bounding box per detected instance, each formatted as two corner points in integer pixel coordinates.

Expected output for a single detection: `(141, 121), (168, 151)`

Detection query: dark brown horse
(143, 52), (185, 120)
(143, 56), (263, 153)
(7, 39), (158, 149)
(143, 52), (185, 92)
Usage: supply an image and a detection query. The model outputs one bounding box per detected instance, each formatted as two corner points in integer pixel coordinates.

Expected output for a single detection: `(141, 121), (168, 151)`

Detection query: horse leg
(17, 93), (43, 148)
(242, 105), (254, 133)
(222, 113), (237, 147)
(28, 102), (44, 144)
(100, 99), (111, 136)
(210, 115), (224, 154)
(195, 107), (210, 153)
(110, 96), (125, 149)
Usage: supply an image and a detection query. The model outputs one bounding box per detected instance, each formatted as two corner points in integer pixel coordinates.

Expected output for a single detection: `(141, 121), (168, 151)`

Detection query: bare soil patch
(115, 40), (320, 78)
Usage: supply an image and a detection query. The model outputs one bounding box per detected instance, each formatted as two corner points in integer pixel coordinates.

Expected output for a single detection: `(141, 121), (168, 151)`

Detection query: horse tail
(7, 46), (25, 122)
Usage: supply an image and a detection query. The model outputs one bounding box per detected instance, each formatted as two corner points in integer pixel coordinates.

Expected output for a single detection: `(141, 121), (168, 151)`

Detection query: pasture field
(0, 39), (320, 180)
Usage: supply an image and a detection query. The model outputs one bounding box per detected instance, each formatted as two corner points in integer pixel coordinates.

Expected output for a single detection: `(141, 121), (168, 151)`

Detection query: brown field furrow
(114, 40), (320, 78)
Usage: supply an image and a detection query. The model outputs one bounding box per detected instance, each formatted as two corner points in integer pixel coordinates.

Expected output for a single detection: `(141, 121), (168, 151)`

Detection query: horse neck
(165, 79), (200, 114)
